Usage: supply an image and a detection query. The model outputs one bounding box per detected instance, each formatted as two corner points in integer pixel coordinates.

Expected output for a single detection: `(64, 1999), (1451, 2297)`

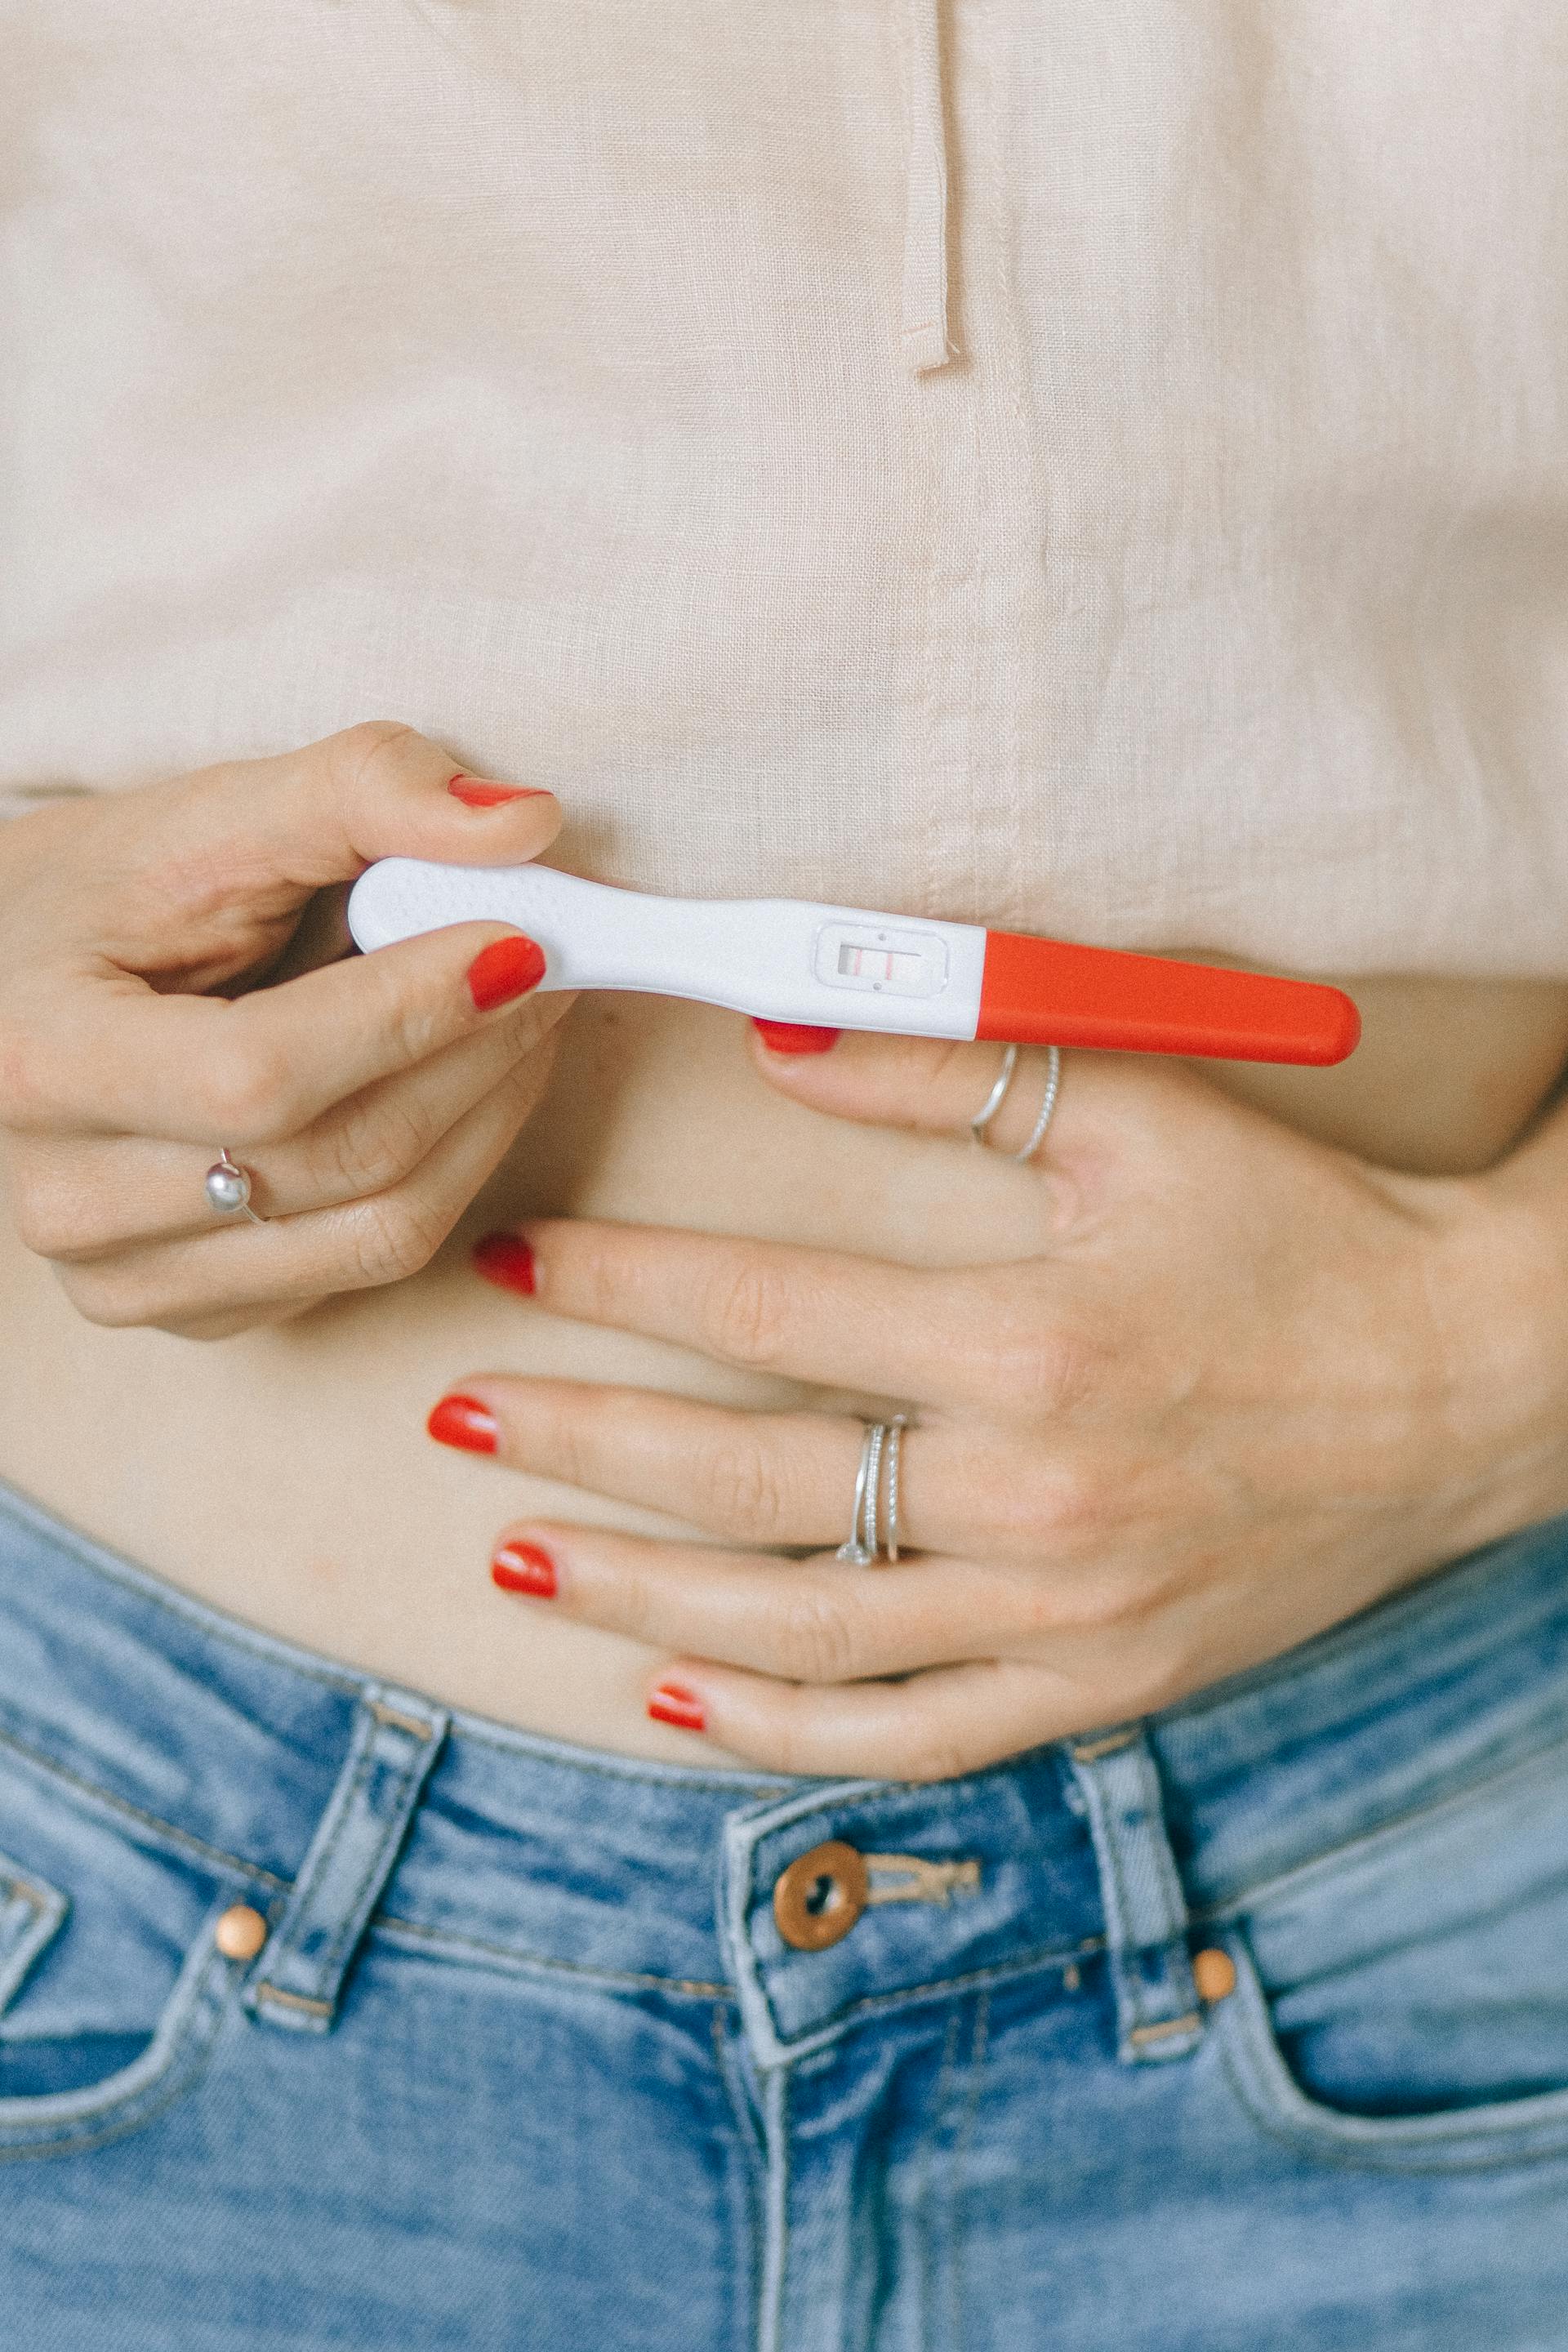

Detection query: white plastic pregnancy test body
(346, 858), (1361, 1064)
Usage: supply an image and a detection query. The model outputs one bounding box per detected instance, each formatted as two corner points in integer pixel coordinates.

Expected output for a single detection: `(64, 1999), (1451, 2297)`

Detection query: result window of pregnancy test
(837, 942), (922, 985)
(814, 923), (947, 997)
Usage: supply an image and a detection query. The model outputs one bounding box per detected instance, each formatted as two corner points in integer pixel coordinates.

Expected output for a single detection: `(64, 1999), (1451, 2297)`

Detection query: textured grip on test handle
(976, 932), (1362, 1066)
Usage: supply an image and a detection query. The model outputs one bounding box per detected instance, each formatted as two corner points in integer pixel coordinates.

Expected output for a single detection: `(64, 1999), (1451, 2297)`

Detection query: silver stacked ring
(970, 1042), (1062, 1165)
(203, 1149), (265, 1225)
(835, 1412), (909, 1565)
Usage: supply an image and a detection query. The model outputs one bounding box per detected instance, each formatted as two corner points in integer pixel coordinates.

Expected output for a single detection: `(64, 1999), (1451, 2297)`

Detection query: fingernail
(648, 1681), (706, 1733)
(473, 1232), (536, 1294)
(467, 935), (546, 1009)
(448, 775), (554, 808)
(751, 1019), (840, 1056)
(427, 1394), (499, 1454)
(491, 1539), (557, 1598)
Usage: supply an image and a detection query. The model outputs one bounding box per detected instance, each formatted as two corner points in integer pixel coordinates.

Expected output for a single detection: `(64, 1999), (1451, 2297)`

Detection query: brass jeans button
(773, 1840), (869, 1952)
(213, 1904), (270, 1962)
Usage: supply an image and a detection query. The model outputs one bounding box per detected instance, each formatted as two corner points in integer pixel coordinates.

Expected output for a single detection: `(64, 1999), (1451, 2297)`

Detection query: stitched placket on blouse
(900, 0), (958, 371)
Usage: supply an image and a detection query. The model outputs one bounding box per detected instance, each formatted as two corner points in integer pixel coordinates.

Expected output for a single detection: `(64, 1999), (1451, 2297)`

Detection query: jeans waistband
(2, 1477), (1567, 2064)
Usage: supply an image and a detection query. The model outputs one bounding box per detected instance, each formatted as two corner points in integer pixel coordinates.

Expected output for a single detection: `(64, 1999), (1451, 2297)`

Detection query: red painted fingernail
(648, 1681), (706, 1733)
(427, 1394), (499, 1454)
(467, 934), (546, 1009)
(448, 775), (554, 808)
(472, 1232), (536, 1295)
(491, 1540), (557, 1598)
(751, 1019), (840, 1055)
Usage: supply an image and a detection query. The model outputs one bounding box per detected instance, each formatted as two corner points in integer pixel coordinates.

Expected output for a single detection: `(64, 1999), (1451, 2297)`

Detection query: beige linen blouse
(2, 4), (1566, 976)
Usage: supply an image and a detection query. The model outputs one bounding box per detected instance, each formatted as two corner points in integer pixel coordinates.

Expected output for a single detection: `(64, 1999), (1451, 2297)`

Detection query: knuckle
(698, 1256), (795, 1369)
(1033, 1463), (1113, 1549)
(322, 1094), (437, 1199)
(985, 1460), (1110, 1562)
(335, 719), (418, 782)
(345, 1187), (450, 1286)
(775, 1587), (864, 1684)
(998, 1326), (1101, 1420)
(205, 1036), (298, 1147)
(700, 1436), (789, 1540)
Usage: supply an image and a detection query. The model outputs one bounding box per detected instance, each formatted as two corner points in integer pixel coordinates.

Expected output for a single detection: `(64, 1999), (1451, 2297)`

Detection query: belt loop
(245, 1686), (449, 2035)
(1065, 1725), (1202, 2065)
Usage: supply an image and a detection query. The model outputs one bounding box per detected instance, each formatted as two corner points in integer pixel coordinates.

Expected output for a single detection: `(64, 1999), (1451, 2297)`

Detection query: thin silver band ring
(969, 1043), (1019, 1143)
(836, 1420), (885, 1564)
(970, 1043), (1062, 1165)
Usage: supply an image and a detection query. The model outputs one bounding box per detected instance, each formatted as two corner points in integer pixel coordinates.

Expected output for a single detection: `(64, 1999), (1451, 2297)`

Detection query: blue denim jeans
(3, 1472), (1568, 2350)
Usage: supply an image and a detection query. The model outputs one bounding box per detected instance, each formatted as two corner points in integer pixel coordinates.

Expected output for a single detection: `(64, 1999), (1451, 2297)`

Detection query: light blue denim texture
(3, 1471), (1568, 2350)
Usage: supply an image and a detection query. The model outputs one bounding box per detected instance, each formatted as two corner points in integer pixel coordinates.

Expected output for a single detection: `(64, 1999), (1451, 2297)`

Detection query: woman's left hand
(430, 1025), (1568, 1779)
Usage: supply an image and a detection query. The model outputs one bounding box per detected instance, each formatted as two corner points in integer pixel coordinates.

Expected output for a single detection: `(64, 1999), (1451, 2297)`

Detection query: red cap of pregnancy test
(975, 932), (1361, 1065)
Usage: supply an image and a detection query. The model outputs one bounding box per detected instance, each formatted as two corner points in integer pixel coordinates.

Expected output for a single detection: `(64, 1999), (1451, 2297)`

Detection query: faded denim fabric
(2, 1472), (1568, 2350)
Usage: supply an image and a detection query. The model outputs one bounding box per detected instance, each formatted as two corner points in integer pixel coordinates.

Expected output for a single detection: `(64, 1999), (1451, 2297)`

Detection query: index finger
(494, 1217), (1000, 1405)
(13, 924), (571, 1144)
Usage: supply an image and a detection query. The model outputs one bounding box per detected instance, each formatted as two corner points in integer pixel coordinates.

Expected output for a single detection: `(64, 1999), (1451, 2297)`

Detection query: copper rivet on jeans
(1192, 1947), (1237, 2002)
(773, 1840), (870, 1952)
(214, 1904), (270, 1962)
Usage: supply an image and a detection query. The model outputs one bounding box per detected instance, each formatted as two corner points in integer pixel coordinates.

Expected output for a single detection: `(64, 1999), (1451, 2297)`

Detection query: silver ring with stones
(836, 1414), (910, 1565)
(204, 1148), (265, 1225)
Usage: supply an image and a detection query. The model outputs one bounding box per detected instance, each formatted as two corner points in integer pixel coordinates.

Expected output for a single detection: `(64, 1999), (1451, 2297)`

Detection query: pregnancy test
(346, 860), (1360, 1065)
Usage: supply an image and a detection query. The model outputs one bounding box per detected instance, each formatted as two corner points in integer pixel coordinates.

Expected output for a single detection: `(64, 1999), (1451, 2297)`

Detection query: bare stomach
(2, 968), (1566, 1765)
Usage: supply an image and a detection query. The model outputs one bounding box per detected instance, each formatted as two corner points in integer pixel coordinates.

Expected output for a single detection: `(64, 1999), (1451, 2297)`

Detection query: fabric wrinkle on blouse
(1, 3), (1566, 978)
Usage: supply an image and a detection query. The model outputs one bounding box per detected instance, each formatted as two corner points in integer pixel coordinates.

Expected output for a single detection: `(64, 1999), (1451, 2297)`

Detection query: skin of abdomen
(0, 977), (1564, 1761)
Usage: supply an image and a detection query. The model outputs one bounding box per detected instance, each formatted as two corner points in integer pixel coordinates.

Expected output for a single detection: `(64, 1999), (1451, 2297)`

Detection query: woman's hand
(431, 1026), (1568, 1778)
(0, 722), (572, 1339)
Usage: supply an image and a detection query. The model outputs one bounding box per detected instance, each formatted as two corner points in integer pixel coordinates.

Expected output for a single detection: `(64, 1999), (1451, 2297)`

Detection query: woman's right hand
(0, 722), (572, 1340)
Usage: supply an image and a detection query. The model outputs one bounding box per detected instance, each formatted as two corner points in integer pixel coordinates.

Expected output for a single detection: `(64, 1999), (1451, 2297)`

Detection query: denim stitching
(751, 1938), (1101, 2049)
(0, 1864), (65, 2016)
(710, 2004), (767, 2350)
(915, 2005), (962, 2352)
(710, 2003), (766, 2163)
(1214, 1927), (1568, 2171)
(260, 1717), (381, 2002)
(373, 1911), (733, 1999)
(948, 1990), (991, 2352)
(1214, 2010), (1568, 2176)
(0, 1921), (232, 2163)
(1070, 1744), (1156, 2041)
(253, 1984), (333, 2018)
(1128, 2011), (1202, 2046)
(0, 1721), (287, 1892)
(757, 2064), (790, 2352)
(1184, 1722), (1568, 1932)
(367, 1699), (434, 1740)
(315, 1711), (444, 1984)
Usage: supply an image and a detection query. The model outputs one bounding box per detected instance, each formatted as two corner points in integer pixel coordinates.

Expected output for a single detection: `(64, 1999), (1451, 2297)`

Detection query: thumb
(257, 719), (564, 885)
(91, 720), (563, 927)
